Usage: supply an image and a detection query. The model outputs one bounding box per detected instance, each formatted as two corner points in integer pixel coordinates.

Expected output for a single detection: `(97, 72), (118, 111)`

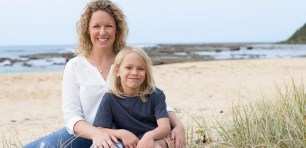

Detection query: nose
(99, 27), (106, 35)
(131, 68), (138, 75)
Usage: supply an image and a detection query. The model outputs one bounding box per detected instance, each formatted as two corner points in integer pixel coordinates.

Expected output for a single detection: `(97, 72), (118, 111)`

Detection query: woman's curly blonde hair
(76, 0), (128, 56)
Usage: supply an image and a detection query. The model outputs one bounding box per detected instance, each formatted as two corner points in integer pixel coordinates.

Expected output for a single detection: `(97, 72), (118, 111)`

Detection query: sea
(0, 43), (306, 73)
(0, 45), (75, 73)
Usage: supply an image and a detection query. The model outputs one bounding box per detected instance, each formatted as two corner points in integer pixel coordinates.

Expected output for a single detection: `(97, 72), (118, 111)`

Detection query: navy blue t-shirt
(93, 88), (168, 138)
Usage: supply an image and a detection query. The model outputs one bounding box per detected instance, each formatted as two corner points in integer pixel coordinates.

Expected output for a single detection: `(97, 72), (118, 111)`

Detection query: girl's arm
(137, 118), (171, 148)
(92, 94), (139, 147)
(147, 118), (171, 139)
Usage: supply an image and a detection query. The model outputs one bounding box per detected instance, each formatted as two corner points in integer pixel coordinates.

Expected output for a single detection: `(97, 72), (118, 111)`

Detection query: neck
(88, 53), (114, 63)
(87, 46), (116, 62)
(123, 88), (140, 97)
(86, 48), (116, 74)
(90, 47), (115, 61)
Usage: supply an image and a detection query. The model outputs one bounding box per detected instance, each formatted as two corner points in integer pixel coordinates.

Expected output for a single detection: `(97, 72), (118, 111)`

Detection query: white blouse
(62, 55), (173, 134)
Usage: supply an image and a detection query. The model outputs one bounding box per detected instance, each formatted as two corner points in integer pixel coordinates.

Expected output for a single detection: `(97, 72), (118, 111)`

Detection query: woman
(24, 0), (185, 147)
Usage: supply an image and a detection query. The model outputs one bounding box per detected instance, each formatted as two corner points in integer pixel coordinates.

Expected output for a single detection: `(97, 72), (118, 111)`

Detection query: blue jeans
(23, 128), (92, 148)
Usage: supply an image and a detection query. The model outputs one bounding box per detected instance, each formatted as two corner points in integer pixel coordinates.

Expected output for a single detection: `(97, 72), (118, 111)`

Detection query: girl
(92, 46), (173, 148)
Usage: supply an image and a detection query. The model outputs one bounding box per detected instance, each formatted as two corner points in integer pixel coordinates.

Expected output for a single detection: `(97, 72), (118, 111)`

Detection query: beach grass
(184, 111), (211, 148)
(213, 80), (305, 147)
(1, 129), (23, 148)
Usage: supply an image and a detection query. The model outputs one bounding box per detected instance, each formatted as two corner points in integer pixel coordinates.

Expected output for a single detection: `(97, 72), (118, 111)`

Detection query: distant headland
(281, 22), (306, 44)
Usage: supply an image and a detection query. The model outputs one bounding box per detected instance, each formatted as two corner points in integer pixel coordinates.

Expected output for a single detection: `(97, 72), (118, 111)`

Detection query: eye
(125, 66), (132, 70)
(138, 67), (145, 71)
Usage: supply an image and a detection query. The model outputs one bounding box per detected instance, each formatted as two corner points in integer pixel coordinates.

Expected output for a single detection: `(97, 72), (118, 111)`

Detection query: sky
(0, 0), (306, 46)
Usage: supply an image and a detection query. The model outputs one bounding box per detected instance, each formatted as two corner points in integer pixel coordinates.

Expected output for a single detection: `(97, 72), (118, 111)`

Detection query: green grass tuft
(215, 80), (305, 147)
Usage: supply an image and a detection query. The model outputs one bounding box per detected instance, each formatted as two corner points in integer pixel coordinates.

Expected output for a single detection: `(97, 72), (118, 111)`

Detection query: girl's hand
(119, 129), (139, 148)
(136, 132), (154, 148)
(91, 130), (117, 148)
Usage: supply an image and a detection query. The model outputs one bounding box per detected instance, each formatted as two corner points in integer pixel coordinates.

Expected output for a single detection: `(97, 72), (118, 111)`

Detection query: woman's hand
(91, 129), (118, 148)
(168, 111), (186, 148)
(118, 129), (139, 148)
(170, 123), (186, 148)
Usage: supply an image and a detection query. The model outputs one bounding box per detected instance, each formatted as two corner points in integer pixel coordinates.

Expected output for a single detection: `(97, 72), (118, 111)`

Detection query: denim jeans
(23, 128), (92, 148)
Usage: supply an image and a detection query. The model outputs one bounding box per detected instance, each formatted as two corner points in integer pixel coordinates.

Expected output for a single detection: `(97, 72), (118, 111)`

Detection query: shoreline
(1, 43), (306, 73)
(1, 57), (306, 145)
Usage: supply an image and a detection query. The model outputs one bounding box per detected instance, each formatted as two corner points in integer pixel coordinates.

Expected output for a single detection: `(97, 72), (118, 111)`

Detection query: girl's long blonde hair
(110, 46), (156, 101)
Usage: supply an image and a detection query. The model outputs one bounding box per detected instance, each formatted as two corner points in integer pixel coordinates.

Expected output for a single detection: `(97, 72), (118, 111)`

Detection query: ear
(115, 66), (120, 77)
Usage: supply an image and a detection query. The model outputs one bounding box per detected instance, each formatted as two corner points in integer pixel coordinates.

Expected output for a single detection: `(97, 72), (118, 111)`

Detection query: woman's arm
(159, 89), (186, 148)
(168, 111), (186, 148)
(62, 60), (87, 135)
(73, 120), (108, 139)
(62, 60), (100, 138)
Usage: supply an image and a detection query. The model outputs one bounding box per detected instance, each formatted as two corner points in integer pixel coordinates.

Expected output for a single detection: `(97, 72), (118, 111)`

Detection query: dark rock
(22, 62), (32, 67)
(21, 52), (75, 60)
(246, 46), (253, 50)
(230, 47), (240, 51)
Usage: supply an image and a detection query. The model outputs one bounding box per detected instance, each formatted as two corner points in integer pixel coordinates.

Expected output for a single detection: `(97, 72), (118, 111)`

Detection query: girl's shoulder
(104, 91), (122, 100)
(154, 87), (164, 94)
(101, 92), (117, 103)
(104, 91), (114, 97)
(149, 87), (165, 98)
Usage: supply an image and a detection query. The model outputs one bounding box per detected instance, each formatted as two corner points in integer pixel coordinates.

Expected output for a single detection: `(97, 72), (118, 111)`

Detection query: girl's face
(89, 10), (116, 51)
(116, 53), (146, 96)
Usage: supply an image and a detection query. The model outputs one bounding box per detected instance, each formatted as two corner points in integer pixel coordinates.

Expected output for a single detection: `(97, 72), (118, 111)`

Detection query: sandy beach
(1, 57), (306, 145)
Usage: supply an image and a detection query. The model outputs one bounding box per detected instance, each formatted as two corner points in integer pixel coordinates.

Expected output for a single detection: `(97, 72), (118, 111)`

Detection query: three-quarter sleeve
(62, 60), (85, 134)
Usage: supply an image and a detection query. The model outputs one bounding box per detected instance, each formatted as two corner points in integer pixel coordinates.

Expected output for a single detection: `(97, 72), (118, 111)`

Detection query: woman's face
(116, 53), (146, 95)
(89, 10), (116, 50)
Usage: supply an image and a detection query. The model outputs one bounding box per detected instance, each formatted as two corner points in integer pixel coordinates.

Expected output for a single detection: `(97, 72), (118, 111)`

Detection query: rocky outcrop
(0, 43), (255, 67)
(281, 22), (306, 44)
(143, 44), (252, 65)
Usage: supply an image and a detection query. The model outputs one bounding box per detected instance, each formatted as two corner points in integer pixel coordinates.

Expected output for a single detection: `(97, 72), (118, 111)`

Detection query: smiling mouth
(98, 38), (108, 42)
(129, 78), (140, 80)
